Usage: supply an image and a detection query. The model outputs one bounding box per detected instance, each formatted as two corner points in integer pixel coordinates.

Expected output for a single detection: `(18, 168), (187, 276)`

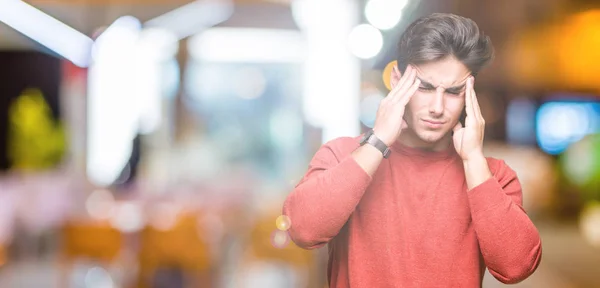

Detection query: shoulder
(319, 135), (362, 161)
(315, 135), (362, 162)
(307, 135), (362, 166)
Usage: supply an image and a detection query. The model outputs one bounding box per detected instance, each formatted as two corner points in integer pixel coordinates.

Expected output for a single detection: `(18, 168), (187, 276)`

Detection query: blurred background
(0, 0), (599, 287)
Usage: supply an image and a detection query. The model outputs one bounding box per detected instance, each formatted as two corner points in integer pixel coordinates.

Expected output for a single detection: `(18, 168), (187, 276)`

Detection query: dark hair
(396, 13), (494, 76)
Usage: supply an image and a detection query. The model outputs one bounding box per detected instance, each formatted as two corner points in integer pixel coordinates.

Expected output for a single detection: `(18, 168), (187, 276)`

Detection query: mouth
(421, 119), (445, 129)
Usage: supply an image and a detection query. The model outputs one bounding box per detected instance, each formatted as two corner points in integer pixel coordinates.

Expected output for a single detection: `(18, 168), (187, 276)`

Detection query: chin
(415, 130), (448, 144)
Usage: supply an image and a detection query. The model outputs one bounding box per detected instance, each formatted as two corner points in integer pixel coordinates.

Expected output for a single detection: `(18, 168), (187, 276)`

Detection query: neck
(396, 129), (453, 152)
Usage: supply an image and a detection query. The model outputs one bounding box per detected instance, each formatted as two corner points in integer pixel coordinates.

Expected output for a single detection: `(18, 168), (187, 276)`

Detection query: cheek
(447, 99), (465, 119)
(406, 92), (426, 115)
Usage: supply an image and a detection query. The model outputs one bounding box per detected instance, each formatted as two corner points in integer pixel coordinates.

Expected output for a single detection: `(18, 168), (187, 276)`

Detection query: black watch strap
(360, 130), (391, 158)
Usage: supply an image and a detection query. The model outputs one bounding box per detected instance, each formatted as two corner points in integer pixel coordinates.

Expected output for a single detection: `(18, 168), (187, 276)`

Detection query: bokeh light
(506, 98), (538, 145)
(269, 108), (303, 150)
(136, 27), (179, 62)
(382, 60), (397, 90)
(84, 266), (115, 288)
(365, 0), (407, 30)
(275, 215), (291, 231)
(536, 101), (599, 155)
(555, 10), (600, 91)
(85, 189), (116, 220)
(233, 67), (267, 99)
(561, 134), (600, 200)
(562, 135), (597, 186)
(580, 201), (600, 248)
(359, 92), (384, 128)
(109, 202), (144, 233)
(348, 24), (383, 59)
(270, 230), (290, 249)
(149, 202), (180, 231)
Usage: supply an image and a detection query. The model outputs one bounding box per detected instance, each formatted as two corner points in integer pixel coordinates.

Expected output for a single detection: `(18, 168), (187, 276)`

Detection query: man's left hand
(452, 76), (485, 161)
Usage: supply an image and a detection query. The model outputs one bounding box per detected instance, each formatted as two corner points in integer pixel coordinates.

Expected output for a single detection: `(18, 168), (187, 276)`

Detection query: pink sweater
(283, 136), (542, 287)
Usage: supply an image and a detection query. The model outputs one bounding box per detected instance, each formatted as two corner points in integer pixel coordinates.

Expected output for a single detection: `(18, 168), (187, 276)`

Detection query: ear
(391, 65), (402, 89)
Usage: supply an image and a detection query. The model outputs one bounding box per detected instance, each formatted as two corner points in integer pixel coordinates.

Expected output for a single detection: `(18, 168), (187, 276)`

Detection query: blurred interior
(0, 0), (599, 287)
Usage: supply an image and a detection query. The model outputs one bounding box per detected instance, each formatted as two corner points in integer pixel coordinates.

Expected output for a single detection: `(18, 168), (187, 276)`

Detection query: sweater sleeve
(282, 138), (372, 250)
(467, 159), (542, 284)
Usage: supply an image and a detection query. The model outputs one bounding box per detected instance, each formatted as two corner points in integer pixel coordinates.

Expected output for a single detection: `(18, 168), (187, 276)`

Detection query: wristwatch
(359, 129), (391, 158)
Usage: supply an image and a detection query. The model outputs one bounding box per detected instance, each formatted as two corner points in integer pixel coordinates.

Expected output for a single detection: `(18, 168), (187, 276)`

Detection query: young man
(282, 13), (542, 287)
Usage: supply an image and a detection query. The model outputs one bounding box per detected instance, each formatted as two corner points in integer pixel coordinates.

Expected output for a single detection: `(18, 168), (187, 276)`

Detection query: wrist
(361, 129), (391, 159)
(461, 150), (485, 164)
(352, 142), (384, 176)
(372, 127), (395, 147)
(462, 153), (492, 190)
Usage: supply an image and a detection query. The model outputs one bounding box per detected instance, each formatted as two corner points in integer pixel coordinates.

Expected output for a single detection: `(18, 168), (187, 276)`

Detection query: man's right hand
(372, 65), (420, 146)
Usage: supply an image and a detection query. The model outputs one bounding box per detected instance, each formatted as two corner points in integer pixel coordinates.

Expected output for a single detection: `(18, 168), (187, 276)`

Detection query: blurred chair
(136, 212), (213, 288)
(60, 220), (124, 286)
(239, 212), (318, 288)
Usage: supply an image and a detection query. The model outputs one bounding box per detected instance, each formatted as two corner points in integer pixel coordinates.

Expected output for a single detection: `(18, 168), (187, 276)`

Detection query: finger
(389, 65), (414, 102)
(465, 77), (476, 126)
(472, 91), (483, 122)
(395, 65), (413, 91)
(384, 68), (402, 101)
(391, 69), (417, 104)
(380, 94), (391, 105)
(390, 66), (417, 102)
(398, 78), (420, 106)
(470, 78), (484, 122)
(387, 65), (409, 96)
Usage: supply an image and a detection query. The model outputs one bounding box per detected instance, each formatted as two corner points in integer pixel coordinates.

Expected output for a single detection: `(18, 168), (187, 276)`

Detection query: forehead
(414, 56), (471, 87)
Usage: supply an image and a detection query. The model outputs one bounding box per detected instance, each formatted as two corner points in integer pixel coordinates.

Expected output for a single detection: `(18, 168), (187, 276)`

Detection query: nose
(428, 88), (445, 116)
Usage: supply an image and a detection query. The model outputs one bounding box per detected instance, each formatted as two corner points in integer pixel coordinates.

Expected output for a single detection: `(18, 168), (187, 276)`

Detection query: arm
(282, 139), (383, 249)
(464, 156), (542, 284)
(284, 64), (420, 249)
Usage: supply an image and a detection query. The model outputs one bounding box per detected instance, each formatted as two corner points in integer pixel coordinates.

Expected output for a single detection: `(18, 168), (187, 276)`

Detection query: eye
(418, 87), (435, 92)
(446, 91), (461, 96)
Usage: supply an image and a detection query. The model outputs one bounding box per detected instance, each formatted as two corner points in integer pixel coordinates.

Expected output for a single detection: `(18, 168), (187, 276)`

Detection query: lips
(422, 119), (445, 125)
(422, 119), (445, 129)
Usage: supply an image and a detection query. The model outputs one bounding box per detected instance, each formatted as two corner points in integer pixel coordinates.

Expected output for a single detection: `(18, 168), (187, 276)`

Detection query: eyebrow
(417, 77), (466, 92)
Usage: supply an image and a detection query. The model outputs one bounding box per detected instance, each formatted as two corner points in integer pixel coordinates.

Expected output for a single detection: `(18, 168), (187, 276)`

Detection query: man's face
(394, 56), (471, 146)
